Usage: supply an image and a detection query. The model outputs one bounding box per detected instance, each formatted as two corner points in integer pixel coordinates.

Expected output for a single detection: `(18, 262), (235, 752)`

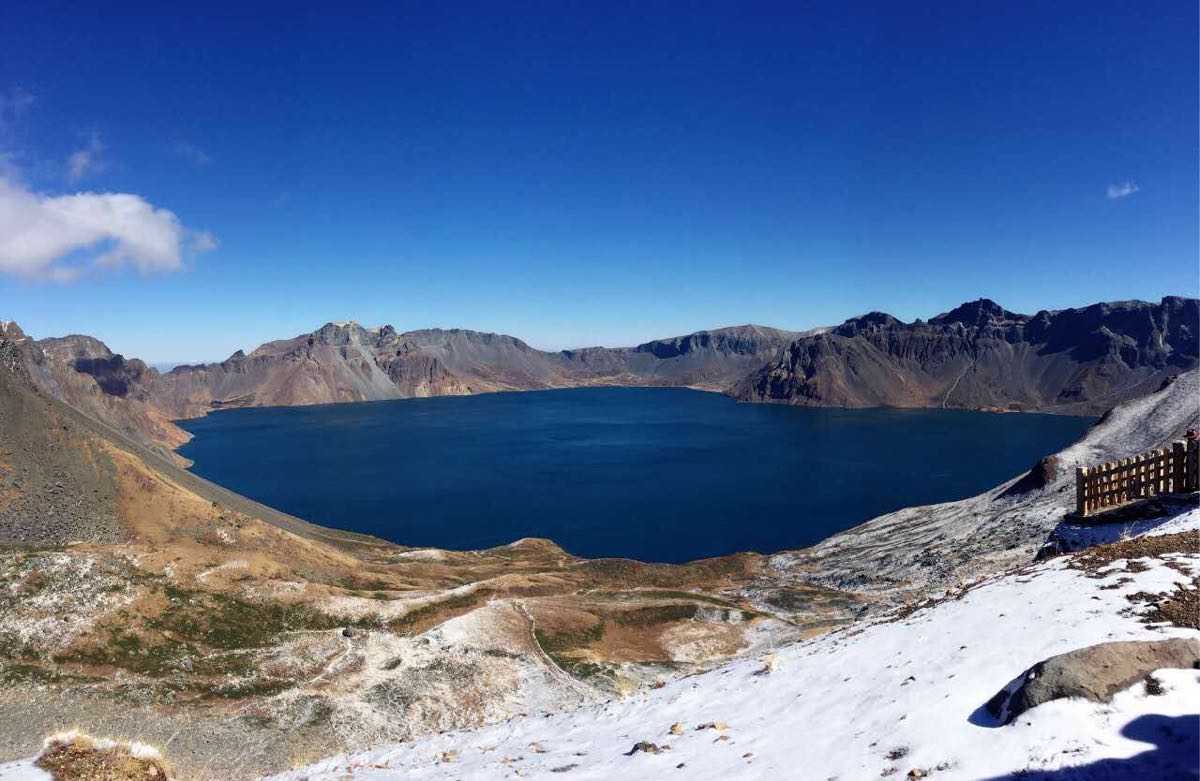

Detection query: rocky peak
(832, 312), (902, 337)
(634, 325), (795, 358)
(0, 321), (27, 342)
(36, 335), (115, 363)
(312, 322), (365, 345)
(930, 299), (1024, 328)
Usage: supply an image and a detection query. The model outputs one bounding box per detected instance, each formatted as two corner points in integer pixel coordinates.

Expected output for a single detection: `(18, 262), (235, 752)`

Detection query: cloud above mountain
(0, 177), (217, 282)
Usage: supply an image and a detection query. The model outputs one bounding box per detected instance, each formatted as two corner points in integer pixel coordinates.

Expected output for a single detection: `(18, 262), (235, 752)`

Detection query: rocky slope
(764, 368), (1200, 604)
(1, 324), (190, 464)
(0, 321), (836, 778)
(733, 296), (1198, 415)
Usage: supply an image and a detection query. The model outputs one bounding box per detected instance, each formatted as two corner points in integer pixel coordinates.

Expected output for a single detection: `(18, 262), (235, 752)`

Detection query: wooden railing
(1075, 432), (1200, 517)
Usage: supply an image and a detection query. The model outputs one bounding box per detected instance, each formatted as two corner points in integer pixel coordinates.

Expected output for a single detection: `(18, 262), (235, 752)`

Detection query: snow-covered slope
(781, 369), (1200, 599)
(266, 510), (1199, 781)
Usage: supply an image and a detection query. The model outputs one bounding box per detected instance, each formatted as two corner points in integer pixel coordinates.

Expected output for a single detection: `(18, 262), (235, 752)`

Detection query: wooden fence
(1075, 432), (1200, 517)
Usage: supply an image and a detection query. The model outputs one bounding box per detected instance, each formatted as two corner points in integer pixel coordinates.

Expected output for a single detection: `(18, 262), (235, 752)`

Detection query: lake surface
(178, 388), (1093, 563)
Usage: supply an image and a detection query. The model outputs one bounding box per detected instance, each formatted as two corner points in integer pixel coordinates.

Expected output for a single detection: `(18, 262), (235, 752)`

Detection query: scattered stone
(341, 627), (357, 638)
(668, 723), (684, 735)
(626, 741), (661, 756)
(1003, 455), (1059, 497)
(439, 751), (457, 763)
(529, 742), (546, 753)
(695, 722), (729, 731)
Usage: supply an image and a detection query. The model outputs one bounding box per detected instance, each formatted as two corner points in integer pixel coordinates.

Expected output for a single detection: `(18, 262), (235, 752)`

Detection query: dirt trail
(513, 600), (600, 700)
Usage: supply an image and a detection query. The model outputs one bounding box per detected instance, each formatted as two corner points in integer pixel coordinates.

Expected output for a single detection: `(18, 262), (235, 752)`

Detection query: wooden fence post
(1076, 466), (1087, 516)
(1172, 441), (1187, 492)
(1188, 437), (1200, 492)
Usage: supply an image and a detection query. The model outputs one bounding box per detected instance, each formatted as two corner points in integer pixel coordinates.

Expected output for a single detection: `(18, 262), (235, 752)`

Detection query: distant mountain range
(138, 321), (807, 419)
(4, 295), (1196, 455)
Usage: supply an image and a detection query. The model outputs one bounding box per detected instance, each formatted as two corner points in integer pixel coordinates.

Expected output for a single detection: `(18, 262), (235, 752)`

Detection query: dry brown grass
(1140, 577), (1200, 629)
(1069, 530), (1200, 572)
(35, 732), (171, 780)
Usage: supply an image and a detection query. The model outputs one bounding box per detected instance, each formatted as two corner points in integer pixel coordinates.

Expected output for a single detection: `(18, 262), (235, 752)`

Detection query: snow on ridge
(268, 510), (1200, 781)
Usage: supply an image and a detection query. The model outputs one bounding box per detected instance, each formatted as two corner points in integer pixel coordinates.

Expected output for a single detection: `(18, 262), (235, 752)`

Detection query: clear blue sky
(0, 1), (1196, 363)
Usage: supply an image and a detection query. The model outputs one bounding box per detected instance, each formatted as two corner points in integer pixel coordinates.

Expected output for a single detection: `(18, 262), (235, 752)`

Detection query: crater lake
(177, 387), (1093, 563)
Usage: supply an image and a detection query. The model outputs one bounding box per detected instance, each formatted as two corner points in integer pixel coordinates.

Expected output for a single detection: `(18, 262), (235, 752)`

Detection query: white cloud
(172, 141), (211, 166)
(67, 132), (106, 183)
(1106, 181), (1139, 200)
(0, 177), (216, 282)
(190, 230), (219, 253)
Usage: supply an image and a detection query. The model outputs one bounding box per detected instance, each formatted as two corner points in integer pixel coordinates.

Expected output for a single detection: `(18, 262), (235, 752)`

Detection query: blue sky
(0, 1), (1196, 363)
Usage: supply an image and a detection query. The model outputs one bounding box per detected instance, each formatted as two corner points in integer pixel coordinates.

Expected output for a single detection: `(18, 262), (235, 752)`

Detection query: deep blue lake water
(178, 388), (1093, 563)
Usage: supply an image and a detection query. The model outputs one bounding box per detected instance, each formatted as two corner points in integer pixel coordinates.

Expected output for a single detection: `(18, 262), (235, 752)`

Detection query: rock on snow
(267, 510), (1200, 781)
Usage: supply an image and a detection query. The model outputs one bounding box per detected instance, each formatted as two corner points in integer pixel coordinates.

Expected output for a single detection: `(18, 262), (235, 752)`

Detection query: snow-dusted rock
(268, 510), (1200, 781)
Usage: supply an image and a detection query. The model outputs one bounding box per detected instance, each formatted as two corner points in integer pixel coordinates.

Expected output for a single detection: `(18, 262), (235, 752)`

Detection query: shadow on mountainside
(977, 713), (1198, 780)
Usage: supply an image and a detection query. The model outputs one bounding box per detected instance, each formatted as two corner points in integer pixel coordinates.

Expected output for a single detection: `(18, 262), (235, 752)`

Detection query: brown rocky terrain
(733, 296), (1198, 415)
(0, 321), (846, 778)
(3, 324), (190, 464)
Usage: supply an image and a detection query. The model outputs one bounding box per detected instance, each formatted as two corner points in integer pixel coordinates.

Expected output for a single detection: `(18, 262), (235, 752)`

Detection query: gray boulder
(987, 638), (1200, 723)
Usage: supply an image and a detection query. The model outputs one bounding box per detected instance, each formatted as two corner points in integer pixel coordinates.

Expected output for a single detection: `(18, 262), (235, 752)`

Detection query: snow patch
(271, 511), (1200, 781)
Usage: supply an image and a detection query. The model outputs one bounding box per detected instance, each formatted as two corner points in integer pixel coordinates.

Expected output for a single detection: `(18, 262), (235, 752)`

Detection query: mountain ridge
(733, 295), (1197, 415)
(13, 295), (1199, 451)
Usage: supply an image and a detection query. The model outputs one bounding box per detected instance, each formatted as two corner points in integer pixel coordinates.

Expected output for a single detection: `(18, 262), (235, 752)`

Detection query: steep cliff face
(732, 297), (1198, 414)
(144, 323), (474, 418)
(2, 327), (191, 460)
(617, 324), (810, 389)
(38, 335), (158, 400)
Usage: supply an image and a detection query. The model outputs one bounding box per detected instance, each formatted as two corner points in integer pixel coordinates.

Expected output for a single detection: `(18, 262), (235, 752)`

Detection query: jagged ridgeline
(733, 296), (1198, 414)
(8, 297), (1198, 454)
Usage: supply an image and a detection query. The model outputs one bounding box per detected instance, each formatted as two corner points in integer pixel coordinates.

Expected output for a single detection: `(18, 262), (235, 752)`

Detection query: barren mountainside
(14, 296), (1199, 447)
(130, 322), (806, 419)
(2, 324), (190, 463)
(733, 296), (1198, 415)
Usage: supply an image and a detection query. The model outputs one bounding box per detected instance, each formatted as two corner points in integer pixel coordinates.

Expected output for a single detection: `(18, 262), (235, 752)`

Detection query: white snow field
(259, 510), (1198, 781)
